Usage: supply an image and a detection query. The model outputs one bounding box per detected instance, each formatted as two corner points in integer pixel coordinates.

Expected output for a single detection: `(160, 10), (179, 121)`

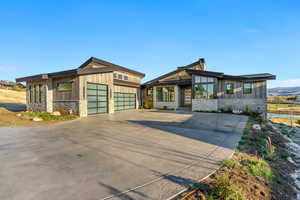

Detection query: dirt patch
(177, 116), (297, 200)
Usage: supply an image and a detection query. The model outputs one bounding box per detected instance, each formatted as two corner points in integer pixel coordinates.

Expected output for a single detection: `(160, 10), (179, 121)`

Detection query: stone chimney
(199, 58), (206, 71)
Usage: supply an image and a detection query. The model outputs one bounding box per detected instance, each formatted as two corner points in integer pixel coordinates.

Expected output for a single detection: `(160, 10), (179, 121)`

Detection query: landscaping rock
(32, 117), (43, 122)
(233, 110), (243, 114)
(16, 113), (22, 117)
(52, 111), (61, 116)
(252, 124), (261, 131)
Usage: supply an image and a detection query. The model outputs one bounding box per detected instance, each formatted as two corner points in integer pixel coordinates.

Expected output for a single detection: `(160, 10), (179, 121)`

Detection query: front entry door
(183, 88), (192, 106)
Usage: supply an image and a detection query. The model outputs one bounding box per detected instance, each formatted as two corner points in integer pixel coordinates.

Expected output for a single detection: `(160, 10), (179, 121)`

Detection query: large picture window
(156, 87), (175, 102)
(28, 86), (32, 103)
(194, 76), (215, 99)
(243, 83), (252, 94)
(39, 84), (43, 103)
(57, 82), (72, 91)
(226, 83), (234, 94)
(34, 85), (38, 103)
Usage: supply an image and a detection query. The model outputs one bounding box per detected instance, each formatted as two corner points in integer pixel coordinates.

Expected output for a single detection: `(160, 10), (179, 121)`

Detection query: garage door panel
(87, 84), (97, 89)
(87, 90), (97, 95)
(88, 96), (98, 101)
(87, 83), (108, 115)
(97, 85), (107, 90)
(114, 92), (136, 111)
(88, 108), (97, 114)
(98, 102), (107, 107)
(98, 107), (107, 113)
(88, 102), (97, 108)
(97, 90), (107, 96)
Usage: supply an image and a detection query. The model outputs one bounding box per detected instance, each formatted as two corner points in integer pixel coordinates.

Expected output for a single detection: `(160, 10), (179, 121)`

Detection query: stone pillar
(46, 79), (53, 112)
(108, 86), (114, 114)
(136, 88), (140, 110)
(175, 85), (180, 109)
(78, 77), (87, 117)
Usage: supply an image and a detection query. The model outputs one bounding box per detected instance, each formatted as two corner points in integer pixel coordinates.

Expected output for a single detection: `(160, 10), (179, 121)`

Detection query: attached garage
(113, 85), (138, 112)
(87, 83), (108, 115)
(114, 93), (136, 111)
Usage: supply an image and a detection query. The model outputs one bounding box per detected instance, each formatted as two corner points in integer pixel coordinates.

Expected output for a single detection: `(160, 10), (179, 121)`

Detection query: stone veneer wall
(53, 101), (79, 115)
(218, 98), (266, 113)
(192, 99), (218, 112)
(192, 98), (266, 113)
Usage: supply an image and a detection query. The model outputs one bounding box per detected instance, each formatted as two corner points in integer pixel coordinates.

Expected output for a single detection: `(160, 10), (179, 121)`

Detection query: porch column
(46, 79), (53, 112)
(175, 85), (180, 109)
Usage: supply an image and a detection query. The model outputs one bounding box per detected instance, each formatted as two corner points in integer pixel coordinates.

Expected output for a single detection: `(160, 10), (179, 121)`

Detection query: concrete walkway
(0, 110), (248, 200)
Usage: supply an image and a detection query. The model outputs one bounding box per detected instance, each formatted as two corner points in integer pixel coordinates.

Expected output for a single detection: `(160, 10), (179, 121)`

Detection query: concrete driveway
(0, 110), (247, 200)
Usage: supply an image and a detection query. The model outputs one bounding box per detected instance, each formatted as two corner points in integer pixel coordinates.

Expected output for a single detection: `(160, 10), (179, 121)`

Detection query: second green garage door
(87, 83), (108, 115)
(114, 93), (136, 111)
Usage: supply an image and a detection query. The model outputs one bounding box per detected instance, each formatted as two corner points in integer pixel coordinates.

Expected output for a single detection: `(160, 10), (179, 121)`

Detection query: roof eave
(79, 57), (145, 78)
(16, 74), (49, 82)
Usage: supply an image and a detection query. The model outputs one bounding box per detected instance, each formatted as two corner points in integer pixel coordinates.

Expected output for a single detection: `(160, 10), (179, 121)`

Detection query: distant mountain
(268, 86), (300, 96)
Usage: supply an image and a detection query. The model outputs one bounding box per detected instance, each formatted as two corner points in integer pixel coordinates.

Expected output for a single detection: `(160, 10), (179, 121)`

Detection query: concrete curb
(165, 116), (246, 200)
(165, 150), (236, 200)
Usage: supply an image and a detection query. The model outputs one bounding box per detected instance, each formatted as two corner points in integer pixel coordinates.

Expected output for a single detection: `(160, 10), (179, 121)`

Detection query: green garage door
(114, 93), (136, 111)
(87, 83), (108, 115)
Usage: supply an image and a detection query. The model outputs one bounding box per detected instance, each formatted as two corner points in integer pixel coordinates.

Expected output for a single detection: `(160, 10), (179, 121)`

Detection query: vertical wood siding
(78, 72), (114, 116)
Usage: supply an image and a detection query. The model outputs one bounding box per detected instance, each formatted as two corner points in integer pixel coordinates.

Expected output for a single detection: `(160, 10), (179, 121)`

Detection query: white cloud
(0, 66), (17, 71)
(269, 79), (300, 88)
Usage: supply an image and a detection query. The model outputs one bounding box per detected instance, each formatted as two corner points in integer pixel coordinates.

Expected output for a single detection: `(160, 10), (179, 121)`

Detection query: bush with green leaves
(208, 173), (245, 200)
(222, 159), (240, 168)
(20, 112), (77, 121)
(241, 157), (274, 180)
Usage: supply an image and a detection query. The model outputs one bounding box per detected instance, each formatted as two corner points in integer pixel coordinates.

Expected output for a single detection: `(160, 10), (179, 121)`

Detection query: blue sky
(0, 0), (299, 88)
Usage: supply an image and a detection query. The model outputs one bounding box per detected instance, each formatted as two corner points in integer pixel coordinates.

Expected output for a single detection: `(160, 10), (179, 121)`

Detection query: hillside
(268, 86), (300, 96)
(0, 88), (26, 104)
(0, 88), (26, 112)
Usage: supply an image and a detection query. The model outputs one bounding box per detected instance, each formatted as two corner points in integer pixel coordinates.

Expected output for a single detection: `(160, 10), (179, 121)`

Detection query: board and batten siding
(78, 72), (114, 116)
(51, 76), (80, 114)
(52, 76), (79, 101)
(113, 71), (141, 84)
(217, 80), (267, 99)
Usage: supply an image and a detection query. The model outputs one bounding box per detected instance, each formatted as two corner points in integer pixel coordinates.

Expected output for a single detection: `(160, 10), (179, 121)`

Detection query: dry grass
(179, 116), (297, 200)
(268, 117), (300, 127)
(0, 88), (26, 104)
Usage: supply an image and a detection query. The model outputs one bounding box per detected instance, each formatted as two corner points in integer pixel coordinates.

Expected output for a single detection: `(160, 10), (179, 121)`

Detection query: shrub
(243, 129), (249, 136)
(242, 157), (274, 180)
(222, 159), (240, 168)
(20, 112), (76, 121)
(210, 173), (245, 200)
(297, 119), (300, 125)
(241, 135), (248, 140)
(57, 109), (70, 115)
(279, 152), (289, 160)
(227, 104), (233, 112)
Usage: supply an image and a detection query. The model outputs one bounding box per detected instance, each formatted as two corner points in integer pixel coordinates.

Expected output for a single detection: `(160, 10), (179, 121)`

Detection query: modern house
(16, 57), (145, 116)
(16, 57), (276, 116)
(141, 58), (276, 113)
